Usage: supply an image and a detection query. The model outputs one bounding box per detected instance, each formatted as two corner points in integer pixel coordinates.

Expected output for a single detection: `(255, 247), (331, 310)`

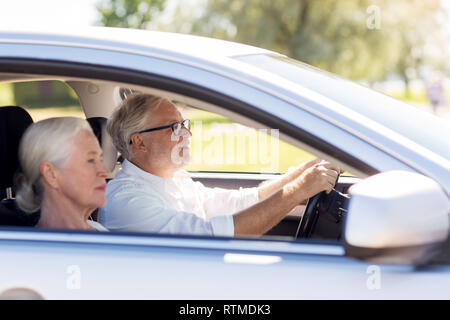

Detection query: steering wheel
(295, 188), (350, 239)
(295, 191), (324, 238)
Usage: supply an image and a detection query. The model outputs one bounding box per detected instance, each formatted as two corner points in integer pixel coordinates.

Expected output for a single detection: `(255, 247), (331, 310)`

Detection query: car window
(0, 80), (83, 121)
(0, 77), (350, 243)
(179, 104), (317, 174)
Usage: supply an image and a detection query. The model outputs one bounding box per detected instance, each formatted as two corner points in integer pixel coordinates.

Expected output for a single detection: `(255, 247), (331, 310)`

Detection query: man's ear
(130, 133), (148, 152)
(40, 161), (59, 189)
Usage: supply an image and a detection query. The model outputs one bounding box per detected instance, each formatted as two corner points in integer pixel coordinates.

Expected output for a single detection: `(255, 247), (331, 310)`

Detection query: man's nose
(181, 127), (192, 138)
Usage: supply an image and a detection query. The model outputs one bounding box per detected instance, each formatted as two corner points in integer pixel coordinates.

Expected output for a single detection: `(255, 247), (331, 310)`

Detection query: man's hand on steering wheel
(293, 161), (345, 239)
(293, 160), (341, 200)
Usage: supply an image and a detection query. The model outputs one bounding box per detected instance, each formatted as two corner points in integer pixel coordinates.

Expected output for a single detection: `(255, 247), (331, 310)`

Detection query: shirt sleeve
(99, 187), (234, 237)
(193, 181), (260, 219)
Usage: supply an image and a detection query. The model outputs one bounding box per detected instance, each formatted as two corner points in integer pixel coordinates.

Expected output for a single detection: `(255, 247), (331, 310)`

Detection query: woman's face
(55, 130), (109, 211)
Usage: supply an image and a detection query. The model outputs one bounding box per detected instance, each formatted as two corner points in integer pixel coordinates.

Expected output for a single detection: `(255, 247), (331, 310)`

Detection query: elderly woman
(14, 117), (110, 231)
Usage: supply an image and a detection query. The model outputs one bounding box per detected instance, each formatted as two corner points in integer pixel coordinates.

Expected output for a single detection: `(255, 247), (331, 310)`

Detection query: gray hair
(14, 117), (93, 213)
(106, 93), (164, 160)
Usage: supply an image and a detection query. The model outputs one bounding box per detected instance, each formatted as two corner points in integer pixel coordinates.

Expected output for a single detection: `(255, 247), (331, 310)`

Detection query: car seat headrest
(0, 106), (34, 189)
(86, 117), (118, 172)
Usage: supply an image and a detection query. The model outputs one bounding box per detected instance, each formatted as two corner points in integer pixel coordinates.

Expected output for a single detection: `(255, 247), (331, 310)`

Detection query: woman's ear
(40, 161), (59, 189)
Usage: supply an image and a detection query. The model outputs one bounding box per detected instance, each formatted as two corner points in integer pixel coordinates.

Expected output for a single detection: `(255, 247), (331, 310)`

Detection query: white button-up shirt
(98, 160), (259, 236)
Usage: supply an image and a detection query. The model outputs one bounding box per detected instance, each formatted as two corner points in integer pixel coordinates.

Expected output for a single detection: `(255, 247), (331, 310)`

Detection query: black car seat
(86, 117), (118, 221)
(0, 106), (39, 226)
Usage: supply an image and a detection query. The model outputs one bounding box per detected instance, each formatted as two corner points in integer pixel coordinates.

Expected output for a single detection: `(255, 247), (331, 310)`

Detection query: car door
(2, 228), (450, 299)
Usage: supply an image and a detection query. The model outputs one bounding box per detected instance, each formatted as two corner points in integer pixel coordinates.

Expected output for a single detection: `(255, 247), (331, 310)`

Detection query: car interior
(0, 74), (363, 242)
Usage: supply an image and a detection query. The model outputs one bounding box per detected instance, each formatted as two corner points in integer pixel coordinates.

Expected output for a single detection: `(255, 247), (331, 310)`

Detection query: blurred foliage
(169, 0), (447, 85)
(96, 0), (166, 28)
(12, 81), (79, 108)
(98, 0), (450, 84)
(95, 0), (448, 88)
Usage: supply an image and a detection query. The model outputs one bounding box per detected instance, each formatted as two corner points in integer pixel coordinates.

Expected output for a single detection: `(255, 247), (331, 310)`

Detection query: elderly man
(99, 93), (340, 237)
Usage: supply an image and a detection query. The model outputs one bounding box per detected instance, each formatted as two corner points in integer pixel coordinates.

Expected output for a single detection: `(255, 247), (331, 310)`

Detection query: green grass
(182, 108), (315, 173)
(387, 89), (429, 104)
(385, 88), (450, 106)
(0, 83), (14, 105)
(185, 124), (315, 173)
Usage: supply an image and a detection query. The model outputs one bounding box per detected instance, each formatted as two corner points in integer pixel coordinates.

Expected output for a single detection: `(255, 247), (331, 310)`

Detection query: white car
(0, 26), (449, 300)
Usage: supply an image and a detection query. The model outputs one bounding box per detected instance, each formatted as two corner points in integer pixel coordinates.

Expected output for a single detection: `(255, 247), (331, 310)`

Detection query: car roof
(0, 26), (275, 61)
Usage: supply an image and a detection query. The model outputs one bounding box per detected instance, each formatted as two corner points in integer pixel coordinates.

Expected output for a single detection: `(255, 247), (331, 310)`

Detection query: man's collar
(121, 159), (189, 184)
(121, 159), (168, 184)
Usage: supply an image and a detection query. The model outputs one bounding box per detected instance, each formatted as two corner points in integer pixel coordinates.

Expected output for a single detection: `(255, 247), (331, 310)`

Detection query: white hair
(107, 93), (164, 160)
(14, 117), (92, 213)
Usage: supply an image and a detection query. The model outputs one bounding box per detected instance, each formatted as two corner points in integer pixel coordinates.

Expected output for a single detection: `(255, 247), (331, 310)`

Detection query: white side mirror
(344, 171), (450, 264)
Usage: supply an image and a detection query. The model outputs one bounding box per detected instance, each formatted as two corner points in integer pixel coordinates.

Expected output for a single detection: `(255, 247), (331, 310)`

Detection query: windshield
(234, 54), (450, 161)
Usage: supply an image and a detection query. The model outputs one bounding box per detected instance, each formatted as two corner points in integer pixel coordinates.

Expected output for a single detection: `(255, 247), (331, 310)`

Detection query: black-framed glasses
(129, 119), (191, 144)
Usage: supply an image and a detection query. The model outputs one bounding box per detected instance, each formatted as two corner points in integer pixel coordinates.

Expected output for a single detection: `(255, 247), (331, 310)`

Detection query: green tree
(383, 0), (447, 96)
(166, 0), (446, 84)
(95, 0), (448, 88)
(96, 0), (166, 29)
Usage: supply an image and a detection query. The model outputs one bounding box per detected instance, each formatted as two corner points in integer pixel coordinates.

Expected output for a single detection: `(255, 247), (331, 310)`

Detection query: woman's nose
(97, 160), (110, 178)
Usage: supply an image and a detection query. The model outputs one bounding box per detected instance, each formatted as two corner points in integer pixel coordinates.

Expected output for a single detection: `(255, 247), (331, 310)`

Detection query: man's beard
(170, 139), (192, 167)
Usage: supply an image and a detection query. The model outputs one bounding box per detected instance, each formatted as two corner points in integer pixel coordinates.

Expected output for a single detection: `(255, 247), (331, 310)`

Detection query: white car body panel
(1, 230), (450, 299)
